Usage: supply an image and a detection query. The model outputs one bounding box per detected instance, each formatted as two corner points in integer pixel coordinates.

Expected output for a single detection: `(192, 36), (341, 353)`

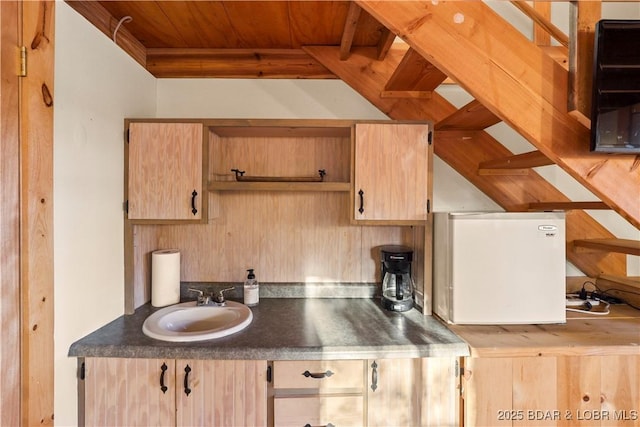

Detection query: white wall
(53, 2), (156, 425)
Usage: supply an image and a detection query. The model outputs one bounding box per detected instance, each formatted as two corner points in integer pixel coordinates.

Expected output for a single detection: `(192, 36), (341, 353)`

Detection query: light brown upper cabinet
(126, 122), (207, 222)
(352, 123), (432, 224)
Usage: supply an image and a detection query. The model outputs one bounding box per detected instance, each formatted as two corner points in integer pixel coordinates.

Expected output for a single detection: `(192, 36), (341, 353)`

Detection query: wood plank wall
(130, 129), (426, 310)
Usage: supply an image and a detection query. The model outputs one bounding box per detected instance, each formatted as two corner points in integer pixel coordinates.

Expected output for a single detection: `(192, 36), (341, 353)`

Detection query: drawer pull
(302, 370), (334, 379)
(371, 361), (378, 392)
(304, 424), (335, 427)
(184, 365), (192, 396)
(191, 190), (198, 215)
(159, 362), (168, 394)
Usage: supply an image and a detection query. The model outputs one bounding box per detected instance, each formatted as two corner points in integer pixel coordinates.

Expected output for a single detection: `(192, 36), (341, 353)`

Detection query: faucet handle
(188, 288), (210, 305)
(188, 288), (203, 297)
(214, 287), (235, 304)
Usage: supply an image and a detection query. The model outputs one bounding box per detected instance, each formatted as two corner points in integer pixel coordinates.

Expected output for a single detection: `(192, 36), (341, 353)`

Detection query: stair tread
(574, 239), (640, 256)
(478, 150), (553, 170)
(385, 48), (447, 92)
(528, 202), (609, 211)
(435, 99), (501, 131)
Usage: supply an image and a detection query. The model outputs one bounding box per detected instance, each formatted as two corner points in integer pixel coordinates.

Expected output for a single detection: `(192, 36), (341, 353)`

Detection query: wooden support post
(1, 1), (23, 425)
(533, 1), (551, 46)
(340, 2), (361, 60)
(569, 1), (601, 120)
(20, 1), (55, 425)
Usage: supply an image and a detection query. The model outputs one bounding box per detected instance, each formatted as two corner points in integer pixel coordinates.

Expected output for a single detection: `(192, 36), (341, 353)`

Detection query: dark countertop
(69, 298), (469, 360)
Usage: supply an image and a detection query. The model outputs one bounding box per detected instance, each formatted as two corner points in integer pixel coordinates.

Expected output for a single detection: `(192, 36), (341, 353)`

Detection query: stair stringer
(356, 0), (640, 229)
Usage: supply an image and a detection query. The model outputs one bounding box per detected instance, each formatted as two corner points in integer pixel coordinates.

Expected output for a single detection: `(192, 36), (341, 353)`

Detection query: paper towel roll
(151, 249), (181, 307)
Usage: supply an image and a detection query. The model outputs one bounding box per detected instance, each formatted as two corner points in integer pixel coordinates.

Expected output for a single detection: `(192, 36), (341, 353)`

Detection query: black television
(590, 20), (640, 153)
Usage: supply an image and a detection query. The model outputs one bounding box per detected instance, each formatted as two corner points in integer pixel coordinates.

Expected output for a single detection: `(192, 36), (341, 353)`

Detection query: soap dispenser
(243, 268), (259, 306)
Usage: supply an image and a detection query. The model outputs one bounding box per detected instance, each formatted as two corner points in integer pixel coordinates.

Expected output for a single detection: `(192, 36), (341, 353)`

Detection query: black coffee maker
(380, 245), (414, 312)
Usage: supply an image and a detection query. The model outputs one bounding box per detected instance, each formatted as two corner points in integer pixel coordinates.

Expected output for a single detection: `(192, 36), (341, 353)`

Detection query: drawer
(273, 360), (364, 390)
(274, 395), (364, 427)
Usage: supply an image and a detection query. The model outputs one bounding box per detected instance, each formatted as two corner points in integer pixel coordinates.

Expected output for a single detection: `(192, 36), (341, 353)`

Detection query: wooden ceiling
(66, 0), (393, 78)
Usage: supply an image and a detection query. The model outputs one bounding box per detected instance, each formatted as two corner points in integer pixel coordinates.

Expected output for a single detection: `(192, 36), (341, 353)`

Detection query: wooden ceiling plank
(98, 0), (186, 48)
(65, 0), (146, 66)
(435, 99), (501, 131)
(288, 1), (352, 47)
(304, 44), (626, 277)
(357, 0), (640, 228)
(568, 2), (601, 119)
(384, 48), (447, 92)
(478, 150), (553, 170)
(146, 48), (334, 79)
(339, 2), (362, 60)
(154, 1), (236, 48)
(221, 1), (291, 48)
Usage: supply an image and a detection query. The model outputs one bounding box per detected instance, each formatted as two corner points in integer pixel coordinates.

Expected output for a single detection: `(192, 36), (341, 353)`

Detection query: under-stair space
(305, 1), (639, 288)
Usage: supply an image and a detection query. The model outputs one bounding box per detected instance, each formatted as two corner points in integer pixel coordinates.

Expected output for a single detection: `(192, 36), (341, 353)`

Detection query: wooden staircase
(304, 1), (639, 282)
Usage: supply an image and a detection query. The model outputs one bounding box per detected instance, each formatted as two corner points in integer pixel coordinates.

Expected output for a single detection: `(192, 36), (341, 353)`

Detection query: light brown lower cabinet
(79, 358), (268, 427)
(462, 355), (640, 427)
(271, 357), (459, 427)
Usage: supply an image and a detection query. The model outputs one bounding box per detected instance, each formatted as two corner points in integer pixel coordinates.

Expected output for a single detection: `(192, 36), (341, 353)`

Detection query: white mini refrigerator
(433, 212), (566, 324)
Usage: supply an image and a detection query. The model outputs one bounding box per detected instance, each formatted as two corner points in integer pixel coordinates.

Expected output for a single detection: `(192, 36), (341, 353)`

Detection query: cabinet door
(82, 358), (176, 427)
(353, 123), (431, 223)
(464, 356), (640, 427)
(367, 358), (458, 427)
(176, 359), (268, 427)
(128, 122), (204, 221)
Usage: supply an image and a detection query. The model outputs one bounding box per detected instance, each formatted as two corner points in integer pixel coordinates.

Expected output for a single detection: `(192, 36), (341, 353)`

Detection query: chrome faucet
(189, 287), (234, 306)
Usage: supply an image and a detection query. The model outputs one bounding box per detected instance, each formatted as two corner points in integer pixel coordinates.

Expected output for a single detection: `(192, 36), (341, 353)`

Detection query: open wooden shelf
(208, 181), (350, 192)
(573, 238), (640, 256)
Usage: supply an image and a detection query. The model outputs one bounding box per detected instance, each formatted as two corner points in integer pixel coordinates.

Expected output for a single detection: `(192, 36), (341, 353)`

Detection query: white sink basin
(142, 301), (253, 342)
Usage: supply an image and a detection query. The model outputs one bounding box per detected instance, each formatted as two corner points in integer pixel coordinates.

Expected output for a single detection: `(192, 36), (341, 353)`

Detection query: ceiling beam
(357, 0), (640, 228)
(145, 48), (335, 78)
(304, 44), (626, 277)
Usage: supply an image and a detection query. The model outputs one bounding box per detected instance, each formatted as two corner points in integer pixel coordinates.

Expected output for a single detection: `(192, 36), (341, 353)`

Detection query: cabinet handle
(358, 189), (364, 214)
(159, 362), (168, 394)
(370, 361), (378, 392)
(183, 365), (192, 396)
(191, 190), (198, 215)
(302, 370), (334, 379)
(304, 424), (335, 427)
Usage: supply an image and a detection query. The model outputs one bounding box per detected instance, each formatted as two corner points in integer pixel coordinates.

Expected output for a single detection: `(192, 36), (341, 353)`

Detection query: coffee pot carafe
(380, 245), (414, 312)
